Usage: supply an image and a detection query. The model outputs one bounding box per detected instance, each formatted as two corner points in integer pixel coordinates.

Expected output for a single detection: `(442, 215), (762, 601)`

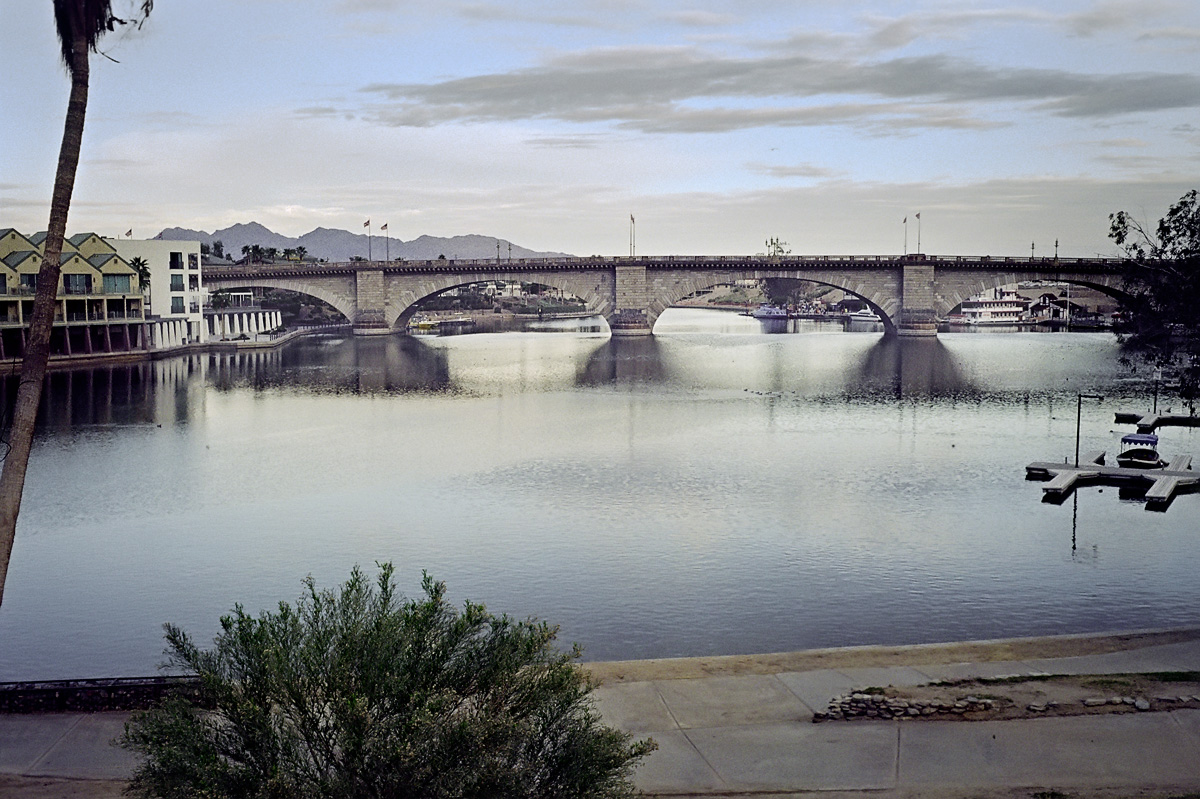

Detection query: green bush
(121, 564), (654, 798)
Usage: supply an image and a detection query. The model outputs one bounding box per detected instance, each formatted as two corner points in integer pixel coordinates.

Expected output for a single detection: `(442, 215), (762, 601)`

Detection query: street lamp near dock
(1076, 393), (1104, 466)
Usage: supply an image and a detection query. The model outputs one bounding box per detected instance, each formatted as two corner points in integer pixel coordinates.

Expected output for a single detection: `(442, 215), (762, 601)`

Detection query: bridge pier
(353, 270), (390, 335)
(897, 261), (938, 337)
(609, 264), (653, 336)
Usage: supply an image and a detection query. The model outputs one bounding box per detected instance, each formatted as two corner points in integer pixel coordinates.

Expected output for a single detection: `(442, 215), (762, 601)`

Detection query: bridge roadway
(203, 253), (1129, 337)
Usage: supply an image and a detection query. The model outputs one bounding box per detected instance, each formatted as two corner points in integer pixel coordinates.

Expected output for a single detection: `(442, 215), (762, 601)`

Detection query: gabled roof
(3, 250), (40, 270)
(89, 252), (135, 273)
(58, 251), (97, 271)
(69, 232), (116, 257)
(27, 231), (80, 255)
(0, 229), (37, 259)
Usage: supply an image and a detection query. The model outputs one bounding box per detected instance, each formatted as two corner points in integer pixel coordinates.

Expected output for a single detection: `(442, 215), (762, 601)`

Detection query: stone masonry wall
(354, 270), (387, 328)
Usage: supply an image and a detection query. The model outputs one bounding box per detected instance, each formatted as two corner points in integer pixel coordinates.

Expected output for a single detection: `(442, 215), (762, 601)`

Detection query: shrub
(121, 564), (654, 798)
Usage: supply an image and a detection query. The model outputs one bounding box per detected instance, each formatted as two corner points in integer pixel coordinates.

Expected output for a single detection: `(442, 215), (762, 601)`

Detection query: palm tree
(0, 0), (153, 606)
(128, 255), (150, 291)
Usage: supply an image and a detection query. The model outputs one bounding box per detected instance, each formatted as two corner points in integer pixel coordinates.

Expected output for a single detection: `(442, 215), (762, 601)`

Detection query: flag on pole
(125, 229), (132, 237)
(364, 219), (370, 227)
(631, 215), (635, 223)
(915, 212), (921, 219)
(902, 217), (906, 224)
(380, 223), (388, 231)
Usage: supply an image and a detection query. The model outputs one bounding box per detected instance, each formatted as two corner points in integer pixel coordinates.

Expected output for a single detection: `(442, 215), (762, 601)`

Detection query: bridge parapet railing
(206, 254), (1135, 275)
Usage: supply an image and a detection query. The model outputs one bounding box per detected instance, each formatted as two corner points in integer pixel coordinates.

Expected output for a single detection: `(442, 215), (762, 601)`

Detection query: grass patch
(1145, 671), (1200, 682)
(977, 674), (1060, 685)
(1080, 676), (1136, 691)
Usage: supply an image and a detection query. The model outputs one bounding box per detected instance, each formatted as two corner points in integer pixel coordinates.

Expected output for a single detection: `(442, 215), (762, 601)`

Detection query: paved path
(4, 635), (1200, 795)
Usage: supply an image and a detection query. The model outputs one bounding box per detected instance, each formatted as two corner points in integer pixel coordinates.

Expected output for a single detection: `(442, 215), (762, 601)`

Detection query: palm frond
(53, 0), (153, 73)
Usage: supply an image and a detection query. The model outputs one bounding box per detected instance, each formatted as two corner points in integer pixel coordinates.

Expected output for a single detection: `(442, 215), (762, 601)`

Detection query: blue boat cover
(1121, 433), (1158, 446)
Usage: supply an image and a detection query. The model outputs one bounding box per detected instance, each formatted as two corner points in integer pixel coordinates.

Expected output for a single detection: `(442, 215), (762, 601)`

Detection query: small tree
(127, 255), (150, 291)
(121, 564), (654, 799)
(764, 237), (791, 257)
(1109, 189), (1200, 401)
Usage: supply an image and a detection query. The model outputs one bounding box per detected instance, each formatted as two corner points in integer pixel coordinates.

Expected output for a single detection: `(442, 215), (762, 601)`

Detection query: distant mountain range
(154, 221), (572, 263)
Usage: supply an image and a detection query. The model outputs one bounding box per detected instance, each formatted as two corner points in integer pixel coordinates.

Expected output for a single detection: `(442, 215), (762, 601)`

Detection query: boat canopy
(1120, 433), (1158, 447)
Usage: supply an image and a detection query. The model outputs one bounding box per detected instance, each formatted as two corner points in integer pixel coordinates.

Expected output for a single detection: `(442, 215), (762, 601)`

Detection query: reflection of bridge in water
(15, 334), (986, 429)
(205, 254), (1129, 337)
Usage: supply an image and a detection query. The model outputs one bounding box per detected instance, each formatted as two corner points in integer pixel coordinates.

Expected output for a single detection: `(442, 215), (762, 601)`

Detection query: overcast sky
(3, 0), (1199, 256)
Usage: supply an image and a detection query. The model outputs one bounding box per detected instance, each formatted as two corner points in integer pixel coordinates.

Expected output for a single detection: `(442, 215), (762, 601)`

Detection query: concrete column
(609, 264), (652, 336)
(898, 261), (938, 337)
(353, 269), (389, 334)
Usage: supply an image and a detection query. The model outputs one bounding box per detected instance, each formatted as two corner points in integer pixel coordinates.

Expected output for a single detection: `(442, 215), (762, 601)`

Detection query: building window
(188, 275), (199, 292)
(170, 274), (184, 292)
(188, 253), (199, 269)
(63, 273), (92, 294)
(170, 252), (184, 269)
(171, 296), (185, 314)
(103, 274), (131, 294)
(20, 274), (36, 292)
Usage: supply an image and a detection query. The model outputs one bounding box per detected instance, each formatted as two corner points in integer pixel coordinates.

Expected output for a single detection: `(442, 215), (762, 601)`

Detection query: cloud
(748, 162), (841, 179)
(357, 45), (1200, 134)
(1138, 26), (1200, 43)
(525, 134), (607, 149)
(295, 106), (344, 118)
(456, 2), (618, 29)
(658, 10), (739, 27)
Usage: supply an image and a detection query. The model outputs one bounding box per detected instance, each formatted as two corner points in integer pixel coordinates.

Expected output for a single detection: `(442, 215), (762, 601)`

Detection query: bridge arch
(204, 276), (357, 324)
(383, 270), (613, 329)
(644, 268), (902, 334)
(934, 268), (1130, 317)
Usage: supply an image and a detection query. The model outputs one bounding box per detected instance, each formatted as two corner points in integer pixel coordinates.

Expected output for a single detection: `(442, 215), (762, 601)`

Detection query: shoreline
(7, 628), (1197, 709)
(584, 626), (1200, 683)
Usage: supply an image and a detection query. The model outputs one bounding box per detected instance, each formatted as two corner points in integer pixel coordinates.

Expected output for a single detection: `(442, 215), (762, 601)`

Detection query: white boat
(849, 308), (880, 321)
(1116, 433), (1166, 469)
(958, 288), (1030, 325)
(749, 304), (789, 319)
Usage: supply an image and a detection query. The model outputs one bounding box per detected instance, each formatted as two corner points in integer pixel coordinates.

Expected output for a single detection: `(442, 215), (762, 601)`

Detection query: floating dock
(1026, 451), (1198, 510)
(1114, 410), (1200, 433)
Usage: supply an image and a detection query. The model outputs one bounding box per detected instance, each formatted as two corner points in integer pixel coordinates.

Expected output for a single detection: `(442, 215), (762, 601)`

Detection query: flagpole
(916, 212), (922, 254)
(383, 224), (389, 261)
(903, 217), (908, 255)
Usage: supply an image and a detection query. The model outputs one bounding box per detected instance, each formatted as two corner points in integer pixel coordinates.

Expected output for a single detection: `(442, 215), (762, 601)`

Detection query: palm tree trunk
(0, 31), (89, 607)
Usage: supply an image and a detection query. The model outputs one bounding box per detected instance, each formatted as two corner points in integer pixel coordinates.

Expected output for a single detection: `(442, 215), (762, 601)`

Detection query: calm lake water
(1, 308), (1197, 681)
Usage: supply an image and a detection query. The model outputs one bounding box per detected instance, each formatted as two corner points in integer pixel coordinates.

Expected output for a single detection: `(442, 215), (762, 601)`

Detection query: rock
(1109, 696), (1124, 705)
(1135, 699), (1151, 711)
(1121, 697), (1135, 705)
(1028, 703), (1047, 712)
(1083, 698), (1107, 707)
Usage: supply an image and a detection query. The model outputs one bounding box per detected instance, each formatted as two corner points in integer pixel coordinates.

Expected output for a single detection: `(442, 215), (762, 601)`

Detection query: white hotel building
(112, 238), (281, 348)
(112, 238), (206, 348)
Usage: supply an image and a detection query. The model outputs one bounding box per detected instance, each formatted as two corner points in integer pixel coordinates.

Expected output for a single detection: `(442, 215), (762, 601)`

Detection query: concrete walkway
(4, 634), (1200, 795)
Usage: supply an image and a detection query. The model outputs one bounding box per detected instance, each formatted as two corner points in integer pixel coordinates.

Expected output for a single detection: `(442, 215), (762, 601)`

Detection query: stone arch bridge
(204, 254), (1129, 337)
